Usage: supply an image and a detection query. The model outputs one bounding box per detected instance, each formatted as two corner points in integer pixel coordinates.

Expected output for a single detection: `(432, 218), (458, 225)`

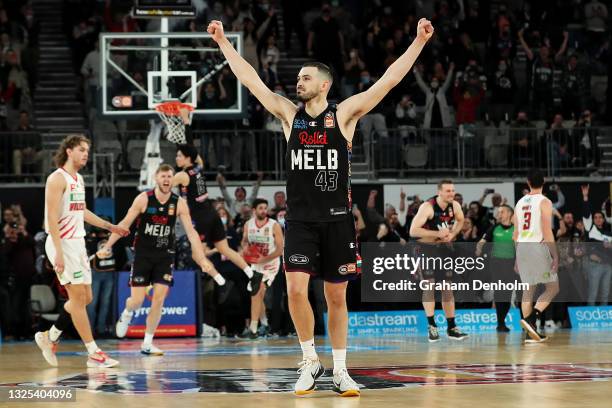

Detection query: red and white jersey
(44, 168), (86, 239)
(515, 193), (547, 242)
(246, 217), (280, 273)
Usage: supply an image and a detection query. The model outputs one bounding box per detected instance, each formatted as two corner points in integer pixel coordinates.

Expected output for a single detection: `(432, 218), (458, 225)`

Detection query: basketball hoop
(155, 100), (194, 144)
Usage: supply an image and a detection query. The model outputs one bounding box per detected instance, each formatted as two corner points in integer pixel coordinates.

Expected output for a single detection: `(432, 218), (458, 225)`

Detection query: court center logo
(4, 363), (610, 394)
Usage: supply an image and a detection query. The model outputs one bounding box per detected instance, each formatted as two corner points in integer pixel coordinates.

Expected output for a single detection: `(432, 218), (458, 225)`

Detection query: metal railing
(0, 126), (610, 183)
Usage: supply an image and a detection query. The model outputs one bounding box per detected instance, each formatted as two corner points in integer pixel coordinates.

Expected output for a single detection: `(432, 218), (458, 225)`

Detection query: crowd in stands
(1, 180), (610, 340)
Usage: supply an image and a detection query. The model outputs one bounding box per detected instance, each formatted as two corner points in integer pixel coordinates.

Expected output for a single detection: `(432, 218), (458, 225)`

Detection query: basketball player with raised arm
(100, 164), (216, 355)
(172, 137), (260, 296)
(239, 198), (284, 339)
(409, 180), (469, 342)
(35, 134), (129, 368)
(513, 169), (559, 343)
(207, 17), (434, 396)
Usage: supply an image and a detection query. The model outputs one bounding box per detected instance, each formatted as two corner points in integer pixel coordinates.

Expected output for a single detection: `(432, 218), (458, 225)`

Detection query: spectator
(489, 58), (517, 123)
(260, 34), (280, 75)
(518, 29), (568, 119)
(268, 191), (286, 218)
(453, 78), (485, 125)
(456, 216), (479, 242)
(1, 221), (36, 339)
(308, 3), (345, 78)
(366, 190), (406, 243)
(342, 48), (365, 98)
(510, 111), (537, 168)
(80, 40), (100, 110)
(560, 55), (588, 119)
(478, 189), (504, 223)
(216, 172), (263, 218)
(12, 110), (42, 177)
(581, 185), (611, 305)
(572, 110), (599, 168)
(584, 0), (608, 55)
(395, 94), (418, 140)
(357, 70), (389, 164)
(233, 203), (252, 238)
(467, 200), (490, 235)
(240, 13), (274, 71)
(413, 63), (454, 129)
(548, 114), (571, 174)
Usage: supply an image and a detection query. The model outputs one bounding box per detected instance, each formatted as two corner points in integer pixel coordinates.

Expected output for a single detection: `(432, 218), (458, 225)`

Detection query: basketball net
(155, 101), (194, 145)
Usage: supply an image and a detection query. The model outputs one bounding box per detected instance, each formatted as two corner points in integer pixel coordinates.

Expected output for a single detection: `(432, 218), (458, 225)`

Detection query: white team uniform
(514, 193), (557, 285)
(246, 217), (280, 285)
(44, 168), (91, 285)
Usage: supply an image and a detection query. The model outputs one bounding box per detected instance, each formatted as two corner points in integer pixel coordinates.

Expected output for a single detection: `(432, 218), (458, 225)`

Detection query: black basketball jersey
(180, 164), (209, 211)
(424, 196), (456, 231)
(285, 104), (351, 222)
(133, 190), (178, 256)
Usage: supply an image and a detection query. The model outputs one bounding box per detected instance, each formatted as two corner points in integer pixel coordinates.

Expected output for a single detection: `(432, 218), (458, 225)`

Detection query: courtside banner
(324, 309), (522, 337)
(568, 306), (612, 330)
(117, 270), (197, 337)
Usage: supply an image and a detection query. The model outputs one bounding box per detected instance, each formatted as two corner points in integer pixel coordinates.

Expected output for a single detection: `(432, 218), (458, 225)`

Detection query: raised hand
(416, 18), (434, 42)
(207, 20), (225, 43)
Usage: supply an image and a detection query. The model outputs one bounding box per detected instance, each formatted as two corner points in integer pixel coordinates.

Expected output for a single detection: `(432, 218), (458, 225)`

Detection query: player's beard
(158, 184), (172, 194)
(257, 214), (267, 221)
(296, 89), (318, 102)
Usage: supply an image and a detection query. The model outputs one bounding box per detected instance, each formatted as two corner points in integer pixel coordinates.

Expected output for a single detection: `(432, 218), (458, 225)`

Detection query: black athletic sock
(534, 308), (543, 327)
(447, 317), (456, 330)
(496, 303), (510, 327)
(427, 315), (436, 327)
(54, 306), (72, 331)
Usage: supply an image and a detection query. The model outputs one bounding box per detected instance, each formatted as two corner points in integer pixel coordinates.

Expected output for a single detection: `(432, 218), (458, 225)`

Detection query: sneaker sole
(334, 388), (360, 397)
(34, 333), (58, 367)
(294, 388), (315, 396)
(448, 335), (468, 341)
(525, 337), (548, 344)
(520, 319), (542, 341)
(141, 350), (165, 356)
(87, 360), (120, 368)
(428, 337), (441, 343)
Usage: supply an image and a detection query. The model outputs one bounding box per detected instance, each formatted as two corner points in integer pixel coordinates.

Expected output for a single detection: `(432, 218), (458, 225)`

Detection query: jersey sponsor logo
(338, 263), (357, 275)
(151, 215), (169, 225)
(73, 270), (83, 279)
(349, 242), (357, 249)
(159, 207), (165, 212)
(298, 130), (328, 145)
(293, 118), (308, 129)
(308, 121), (317, 127)
(291, 148), (338, 170)
(324, 112), (335, 128)
(147, 207), (157, 214)
(70, 192), (85, 201)
(69, 202), (85, 211)
(330, 207), (348, 216)
(289, 254), (309, 264)
(144, 223), (172, 237)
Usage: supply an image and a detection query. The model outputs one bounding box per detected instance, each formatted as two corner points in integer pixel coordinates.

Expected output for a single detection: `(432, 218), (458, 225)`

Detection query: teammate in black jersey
(172, 123), (261, 294)
(100, 164), (215, 355)
(409, 180), (468, 342)
(208, 17), (434, 396)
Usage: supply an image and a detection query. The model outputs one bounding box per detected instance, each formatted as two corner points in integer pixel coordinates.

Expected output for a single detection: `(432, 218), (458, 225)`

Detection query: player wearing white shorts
(34, 134), (128, 368)
(513, 169), (560, 343)
(239, 198), (284, 339)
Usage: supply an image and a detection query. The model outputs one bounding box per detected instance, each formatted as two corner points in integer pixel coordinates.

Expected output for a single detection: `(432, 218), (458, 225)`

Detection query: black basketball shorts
(130, 255), (174, 287)
(191, 206), (227, 246)
(284, 216), (360, 283)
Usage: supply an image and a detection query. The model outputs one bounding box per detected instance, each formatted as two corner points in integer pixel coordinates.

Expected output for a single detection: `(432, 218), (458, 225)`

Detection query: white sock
(121, 308), (134, 321)
(249, 320), (258, 333)
(332, 349), (347, 375)
(300, 338), (317, 360)
(143, 332), (154, 346)
(213, 274), (226, 286)
(243, 266), (254, 279)
(260, 315), (268, 326)
(85, 341), (99, 355)
(49, 325), (62, 342)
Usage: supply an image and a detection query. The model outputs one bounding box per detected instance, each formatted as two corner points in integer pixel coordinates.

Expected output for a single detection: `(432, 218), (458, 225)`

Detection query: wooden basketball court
(1, 330), (610, 407)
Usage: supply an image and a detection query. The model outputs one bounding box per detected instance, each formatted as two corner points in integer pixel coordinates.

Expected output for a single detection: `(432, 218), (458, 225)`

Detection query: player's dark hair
(527, 168), (544, 188)
(54, 134), (90, 167)
(252, 198), (268, 209)
(156, 164), (175, 174)
(177, 144), (198, 165)
(302, 61), (333, 84)
(438, 179), (453, 190)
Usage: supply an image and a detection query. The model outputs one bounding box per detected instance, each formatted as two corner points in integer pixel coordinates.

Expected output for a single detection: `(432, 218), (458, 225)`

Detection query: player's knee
(151, 294), (166, 308)
(85, 293), (93, 305)
(130, 294), (145, 309)
(72, 292), (88, 307)
(286, 284), (308, 300)
(326, 293), (346, 309)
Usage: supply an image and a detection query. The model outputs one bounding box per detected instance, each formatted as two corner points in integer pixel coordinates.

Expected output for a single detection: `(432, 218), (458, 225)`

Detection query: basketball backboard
(99, 32), (246, 118)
